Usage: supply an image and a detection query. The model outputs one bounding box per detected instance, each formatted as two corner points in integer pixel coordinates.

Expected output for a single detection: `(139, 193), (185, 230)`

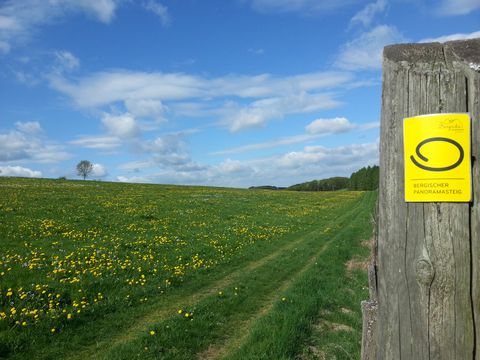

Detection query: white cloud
(248, 48), (265, 55)
(143, 1), (171, 26)
(50, 70), (351, 108)
(125, 99), (167, 122)
(171, 102), (218, 118)
(112, 133), (207, 177)
(118, 160), (153, 172)
(249, 0), (357, 14)
(420, 30), (480, 43)
(142, 135), (192, 167)
(0, 122), (69, 163)
(277, 142), (378, 171)
(0, 14), (19, 30)
(49, 69), (351, 130)
(217, 159), (254, 174)
(54, 50), (80, 71)
(214, 118), (377, 156)
(0, 124), (70, 164)
(336, 25), (406, 70)
(213, 134), (320, 155)
(15, 71), (41, 86)
(0, 0), (119, 53)
(32, 145), (71, 163)
(72, 0), (118, 23)
(49, 71), (205, 107)
(226, 102), (281, 131)
(277, 149), (327, 169)
(102, 112), (140, 138)
(114, 140), (379, 188)
(71, 130), (199, 178)
(350, 0), (386, 27)
(437, 0), (480, 15)
(69, 135), (122, 150)
(0, 40), (10, 54)
(306, 117), (355, 134)
(360, 121), (380, 130)
(0, 131), (30, 161)
(226, 92), (341, 132)
(117, 175), (147, 183)
(236, 141), (378, 187)
(116, 168), (209, 185)
(91, 163), (108, 177)
(0, 165), (42, 178)
(15, 121), (42, 134)
(210, 71), (351, 99)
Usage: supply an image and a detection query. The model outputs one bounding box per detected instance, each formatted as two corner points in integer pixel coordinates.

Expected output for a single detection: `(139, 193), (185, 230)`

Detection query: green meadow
(0, 177), (376, 359)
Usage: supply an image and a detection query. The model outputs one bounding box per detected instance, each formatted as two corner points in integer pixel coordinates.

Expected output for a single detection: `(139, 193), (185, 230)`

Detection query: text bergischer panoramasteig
(413, 182), (463, 195)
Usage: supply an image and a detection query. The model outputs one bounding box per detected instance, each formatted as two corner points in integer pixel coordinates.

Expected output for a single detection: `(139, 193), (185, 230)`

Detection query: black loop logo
(410, 137), (464, 172)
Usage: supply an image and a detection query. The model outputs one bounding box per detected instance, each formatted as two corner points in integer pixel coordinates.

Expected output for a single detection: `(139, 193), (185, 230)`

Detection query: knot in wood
(415, 258), (434, 286)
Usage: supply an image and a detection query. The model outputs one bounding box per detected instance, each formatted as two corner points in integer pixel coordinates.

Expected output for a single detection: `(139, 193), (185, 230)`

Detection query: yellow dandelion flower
(177, 309), (182, 314)
(51, 328), (56, 333)
(149, 330), (155, 336)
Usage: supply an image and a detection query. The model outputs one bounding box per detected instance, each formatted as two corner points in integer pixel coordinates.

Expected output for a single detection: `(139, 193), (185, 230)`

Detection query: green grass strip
(98, 193), (373, 360)
(224, 191), (376, 360)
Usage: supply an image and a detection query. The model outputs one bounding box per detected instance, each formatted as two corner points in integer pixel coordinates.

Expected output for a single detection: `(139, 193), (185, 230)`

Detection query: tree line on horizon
(72, 160), (378, 191)
(249, 165), (379, 192)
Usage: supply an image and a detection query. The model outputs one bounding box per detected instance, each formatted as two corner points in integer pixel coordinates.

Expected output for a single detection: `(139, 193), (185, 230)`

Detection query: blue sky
(0, 0), (479, 187)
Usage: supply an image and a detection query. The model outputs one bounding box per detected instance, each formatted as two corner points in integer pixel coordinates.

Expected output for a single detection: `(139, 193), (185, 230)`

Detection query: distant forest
(250, 165), (379, 192)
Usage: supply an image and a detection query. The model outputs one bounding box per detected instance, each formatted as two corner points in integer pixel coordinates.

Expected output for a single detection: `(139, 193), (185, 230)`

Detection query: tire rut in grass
(196, 199), (367, 360)
(102, 198), (367, 360)
(197, 240), (332, 360)
(69, 226), (323, 360)
(223, 193), (375, 360)
(104, 228), (330, 359)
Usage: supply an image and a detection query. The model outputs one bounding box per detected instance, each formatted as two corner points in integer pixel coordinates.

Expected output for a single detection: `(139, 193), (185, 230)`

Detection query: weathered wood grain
(376, 38), (480, 359)
(361, 299), (378, 360)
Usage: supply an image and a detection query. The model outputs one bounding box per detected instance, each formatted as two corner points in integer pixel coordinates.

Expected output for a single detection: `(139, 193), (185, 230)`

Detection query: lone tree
(76, 160), (93, 180)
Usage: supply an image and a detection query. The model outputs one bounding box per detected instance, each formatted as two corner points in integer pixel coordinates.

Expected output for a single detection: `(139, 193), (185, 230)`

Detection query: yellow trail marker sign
(403, 113), (471, 202)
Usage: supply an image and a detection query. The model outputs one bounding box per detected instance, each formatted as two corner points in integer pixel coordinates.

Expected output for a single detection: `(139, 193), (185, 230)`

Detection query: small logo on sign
(438, 118), (464, 132)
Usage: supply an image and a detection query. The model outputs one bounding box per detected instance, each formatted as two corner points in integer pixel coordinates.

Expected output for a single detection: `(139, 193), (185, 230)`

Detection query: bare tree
(76, 160), (93, 180)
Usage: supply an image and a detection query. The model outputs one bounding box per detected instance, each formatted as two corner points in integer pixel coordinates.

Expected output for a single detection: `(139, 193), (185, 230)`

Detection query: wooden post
(375, 38), (480, 359)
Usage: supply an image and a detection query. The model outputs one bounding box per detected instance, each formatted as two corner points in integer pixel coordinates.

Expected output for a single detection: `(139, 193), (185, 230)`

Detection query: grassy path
(70, 225), (324, 360)
(210, 192), (374, 360)
(198, 239), (332, 360)
(224, 192), (374, 360)
(92, 192), (374, 360)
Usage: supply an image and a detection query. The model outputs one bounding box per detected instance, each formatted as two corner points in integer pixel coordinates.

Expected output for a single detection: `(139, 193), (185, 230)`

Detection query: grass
(0, 177), (376, 359)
